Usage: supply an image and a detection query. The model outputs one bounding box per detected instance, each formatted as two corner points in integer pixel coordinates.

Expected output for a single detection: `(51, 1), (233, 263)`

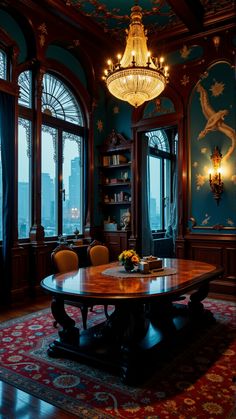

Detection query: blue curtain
(0, 91), (15, 304)
(141, 134), (154, 256)
(83, 129), (88, 226)
(165, 168), (178, 253)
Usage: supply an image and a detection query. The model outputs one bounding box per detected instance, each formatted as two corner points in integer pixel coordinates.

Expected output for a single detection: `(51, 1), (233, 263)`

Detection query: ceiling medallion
(103, 4), (169, 108)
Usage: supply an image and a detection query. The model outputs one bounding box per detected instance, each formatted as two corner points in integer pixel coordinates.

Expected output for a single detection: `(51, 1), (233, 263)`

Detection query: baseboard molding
(209, 279), (236, 297)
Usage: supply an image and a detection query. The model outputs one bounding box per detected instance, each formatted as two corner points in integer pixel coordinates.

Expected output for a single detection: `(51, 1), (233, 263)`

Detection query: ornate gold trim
(189, 217), (236, 230)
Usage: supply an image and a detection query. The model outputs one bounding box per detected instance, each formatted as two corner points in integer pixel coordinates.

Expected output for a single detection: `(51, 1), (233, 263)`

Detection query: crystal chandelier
(103, 4), (169, 108)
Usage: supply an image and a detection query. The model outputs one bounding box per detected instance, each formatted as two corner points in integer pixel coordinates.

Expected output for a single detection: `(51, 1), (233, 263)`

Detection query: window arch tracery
(0, 49), (6, 80)
(146, 129), (170, 153)
(17, 69), (85, 239)
(42, 73), (84, 125)
(18, 70), (32, 108)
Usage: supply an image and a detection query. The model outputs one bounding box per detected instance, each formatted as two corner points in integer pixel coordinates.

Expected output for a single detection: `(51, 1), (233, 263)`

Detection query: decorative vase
(124, 261), (135, 273)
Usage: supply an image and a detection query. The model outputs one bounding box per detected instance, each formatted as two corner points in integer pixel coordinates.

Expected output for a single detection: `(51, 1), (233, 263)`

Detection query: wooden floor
(0, 293), (235, 419)
(0, 296), (78, 419)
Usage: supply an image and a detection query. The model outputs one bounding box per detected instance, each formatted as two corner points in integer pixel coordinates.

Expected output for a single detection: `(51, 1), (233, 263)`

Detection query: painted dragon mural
(197, 83), (236, 162)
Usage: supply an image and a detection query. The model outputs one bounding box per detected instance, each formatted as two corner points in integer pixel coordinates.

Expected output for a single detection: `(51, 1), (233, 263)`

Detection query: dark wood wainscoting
(2, 242), (90, 305)
(176, 234), (236, 296)
(103, 231), (131, 261)
(11, 245), (31, 300)
(9, 243), (56, 302)
(2, 234), (235, 305)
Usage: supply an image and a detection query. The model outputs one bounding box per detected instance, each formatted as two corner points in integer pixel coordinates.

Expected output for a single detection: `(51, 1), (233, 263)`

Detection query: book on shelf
(110, 178), (123, 184)
(116, 154), (128, 164)
(102, 154), (128, 166)
(114, 191), (123, 202)
(113, 191), (131, 202)
(102, 155), (111, 166)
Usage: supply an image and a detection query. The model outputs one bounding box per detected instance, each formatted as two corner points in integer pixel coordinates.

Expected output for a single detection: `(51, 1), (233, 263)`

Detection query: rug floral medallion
(0, 299), (235, 418)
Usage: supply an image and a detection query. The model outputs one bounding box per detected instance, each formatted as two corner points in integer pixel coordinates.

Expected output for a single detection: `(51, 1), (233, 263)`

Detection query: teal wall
(143, 96), (175, 118)
(94, 90), (132, 145)
(106, 99), (132, 139)
(167, 44), (203, 66)
(93, 86), (133, 226)
(46, 45), (87, 89)
(189, 61), (236, 232)
(0, 10), (27, 62)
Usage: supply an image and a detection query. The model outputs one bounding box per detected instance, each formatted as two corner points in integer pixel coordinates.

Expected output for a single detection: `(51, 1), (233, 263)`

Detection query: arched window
(146, 129), (170, 152)
(0, 48), (8, 241)
(0, 49), (7, 80)
(42, 73), (83, 125)
(146, 128), (177, 232)
(18, 70), (85, 239)
(18, 70), (32, 108)
(41, 73), (84, 238)
(18, 70), (33, 239)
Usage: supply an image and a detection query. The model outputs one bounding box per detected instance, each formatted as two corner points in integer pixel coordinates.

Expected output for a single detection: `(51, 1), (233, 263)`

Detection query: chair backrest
(88, 244), (109, 266)
(52, 245), (79, 273)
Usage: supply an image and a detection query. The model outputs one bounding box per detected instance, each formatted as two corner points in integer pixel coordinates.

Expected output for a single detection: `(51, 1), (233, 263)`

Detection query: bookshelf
(99, 131), (133, 259)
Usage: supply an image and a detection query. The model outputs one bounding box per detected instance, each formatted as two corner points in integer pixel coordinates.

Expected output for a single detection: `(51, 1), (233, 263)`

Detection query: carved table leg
(104, 303), (149, 383)
(148, 300), (177, 335)
(188, 282), (215, 323)
(51, 297), (76, 329)
(48, 297), (80, 357)
(96, 303), (149, 344)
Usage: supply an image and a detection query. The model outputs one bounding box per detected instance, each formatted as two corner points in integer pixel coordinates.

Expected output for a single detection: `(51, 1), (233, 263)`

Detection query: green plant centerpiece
(118, 249), (140, 272)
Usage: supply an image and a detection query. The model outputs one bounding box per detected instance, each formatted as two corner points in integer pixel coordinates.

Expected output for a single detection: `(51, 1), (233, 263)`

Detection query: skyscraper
(69, 157), (81, 209)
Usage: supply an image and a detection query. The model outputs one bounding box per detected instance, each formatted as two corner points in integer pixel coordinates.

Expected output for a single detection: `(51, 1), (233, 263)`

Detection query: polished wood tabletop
(41, 258), (223, 302)
(41, 258), (223, 384)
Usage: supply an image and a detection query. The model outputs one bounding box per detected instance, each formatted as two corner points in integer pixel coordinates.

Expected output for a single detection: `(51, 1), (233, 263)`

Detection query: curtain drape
(0, 91), (15, 304)
(83, 129), (88, 227)
(165, 169), (178, 250)
(165, 151), (178, 253)
(141, 134), (154, 257)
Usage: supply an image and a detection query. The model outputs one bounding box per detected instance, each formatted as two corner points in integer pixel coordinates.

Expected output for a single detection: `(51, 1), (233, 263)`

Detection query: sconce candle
(209, 147), (224, 205)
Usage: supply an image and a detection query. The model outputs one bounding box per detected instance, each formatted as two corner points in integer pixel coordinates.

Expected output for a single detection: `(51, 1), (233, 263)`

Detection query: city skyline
(16, 156), (82, 238)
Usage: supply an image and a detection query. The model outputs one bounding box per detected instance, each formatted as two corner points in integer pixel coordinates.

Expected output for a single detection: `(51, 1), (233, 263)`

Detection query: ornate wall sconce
(212, 35), (220, 51)
(209, 146), (223, 205)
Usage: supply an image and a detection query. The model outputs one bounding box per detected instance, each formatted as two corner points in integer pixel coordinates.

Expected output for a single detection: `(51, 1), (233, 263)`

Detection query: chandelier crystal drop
(103, 4), (169, 108)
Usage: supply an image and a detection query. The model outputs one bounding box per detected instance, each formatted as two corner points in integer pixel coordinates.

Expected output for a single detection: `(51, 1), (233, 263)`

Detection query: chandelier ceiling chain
(103, 3), (169, 108)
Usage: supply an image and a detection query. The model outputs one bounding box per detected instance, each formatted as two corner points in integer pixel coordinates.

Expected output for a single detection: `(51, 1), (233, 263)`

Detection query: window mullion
(161, 159), (165, 231)
(57, 128), (63, 236)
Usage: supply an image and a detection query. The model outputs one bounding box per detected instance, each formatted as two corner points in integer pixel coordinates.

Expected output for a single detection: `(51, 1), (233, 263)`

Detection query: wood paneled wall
(4, 242), (90, 303)
(176, 234), (236, 295)
(8, 234), (235, 304)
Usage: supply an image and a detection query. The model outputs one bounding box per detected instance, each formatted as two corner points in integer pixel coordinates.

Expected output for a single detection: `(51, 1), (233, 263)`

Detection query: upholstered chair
(51, 245), (89, 330)
(52, 245), (79, 273)
(88, 244), (110, 266)
(87, 241), (110, 319)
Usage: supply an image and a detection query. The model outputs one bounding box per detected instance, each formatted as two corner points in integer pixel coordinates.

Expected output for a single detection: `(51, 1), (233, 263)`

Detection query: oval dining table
(41, 258), (223, 383)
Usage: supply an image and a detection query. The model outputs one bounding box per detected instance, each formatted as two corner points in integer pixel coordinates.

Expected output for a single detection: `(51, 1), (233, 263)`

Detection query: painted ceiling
(63, 0), (234, 41)
(67, 0), (176, 39)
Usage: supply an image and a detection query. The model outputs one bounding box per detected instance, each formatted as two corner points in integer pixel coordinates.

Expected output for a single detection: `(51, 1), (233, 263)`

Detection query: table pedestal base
(48, 299), (215, 384)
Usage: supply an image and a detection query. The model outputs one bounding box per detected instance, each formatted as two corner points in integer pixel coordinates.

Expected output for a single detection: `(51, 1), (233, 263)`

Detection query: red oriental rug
(0, 299), (235, 418)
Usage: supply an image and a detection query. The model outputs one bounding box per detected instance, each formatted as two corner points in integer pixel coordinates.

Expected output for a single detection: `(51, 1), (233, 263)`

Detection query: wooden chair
(51, 245), (89, 330)
(87, 241), (110, 319)
(88, 243), (110, 266)
(52, 245), (79, 273)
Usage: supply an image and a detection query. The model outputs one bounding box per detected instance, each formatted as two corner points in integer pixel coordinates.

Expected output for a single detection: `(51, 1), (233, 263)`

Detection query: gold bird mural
(197, 83), (236, 162)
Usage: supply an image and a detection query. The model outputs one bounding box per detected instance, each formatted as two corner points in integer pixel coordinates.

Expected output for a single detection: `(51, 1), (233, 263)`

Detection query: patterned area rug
(0, 299), (235, 418)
